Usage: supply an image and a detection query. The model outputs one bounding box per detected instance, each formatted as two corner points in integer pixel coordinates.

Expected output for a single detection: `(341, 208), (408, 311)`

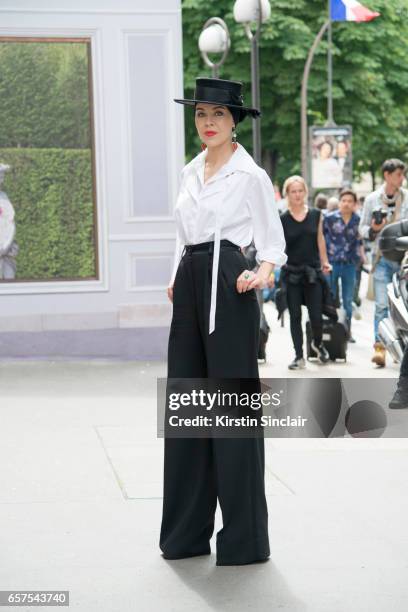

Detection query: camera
(372, 209), (388, 225)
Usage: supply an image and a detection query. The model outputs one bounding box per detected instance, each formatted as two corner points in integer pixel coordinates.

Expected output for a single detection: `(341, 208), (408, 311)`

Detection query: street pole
(327, 0), (334, 125)
(234, 0), (270, 359)
(250, 32), (261, 163)
(244, 0), (262, 165)
(300, 19), (330, 184)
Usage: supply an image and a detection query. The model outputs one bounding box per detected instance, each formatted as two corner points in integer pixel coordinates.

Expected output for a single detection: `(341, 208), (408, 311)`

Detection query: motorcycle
(378, 219), (408, 362)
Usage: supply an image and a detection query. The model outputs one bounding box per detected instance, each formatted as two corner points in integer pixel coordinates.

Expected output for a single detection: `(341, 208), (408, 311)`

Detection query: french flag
(330, 0), (380, 22)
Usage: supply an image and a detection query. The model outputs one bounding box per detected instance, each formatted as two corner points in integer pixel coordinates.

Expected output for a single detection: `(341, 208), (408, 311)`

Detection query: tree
(182, 0), (408, 186)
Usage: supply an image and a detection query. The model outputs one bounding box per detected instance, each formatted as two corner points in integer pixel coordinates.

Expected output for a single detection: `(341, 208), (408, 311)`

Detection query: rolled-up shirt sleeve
(247, 169), (287, 266)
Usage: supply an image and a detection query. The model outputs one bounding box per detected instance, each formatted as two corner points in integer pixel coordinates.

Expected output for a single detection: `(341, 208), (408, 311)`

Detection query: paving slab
(0, 330), (407, 611)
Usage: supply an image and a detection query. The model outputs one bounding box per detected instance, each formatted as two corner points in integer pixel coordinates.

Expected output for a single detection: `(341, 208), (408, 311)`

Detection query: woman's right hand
(167, 285), (174, 303)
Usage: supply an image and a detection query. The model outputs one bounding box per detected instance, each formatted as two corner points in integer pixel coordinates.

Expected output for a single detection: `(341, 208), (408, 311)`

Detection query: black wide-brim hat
(174, 77), (260, 121)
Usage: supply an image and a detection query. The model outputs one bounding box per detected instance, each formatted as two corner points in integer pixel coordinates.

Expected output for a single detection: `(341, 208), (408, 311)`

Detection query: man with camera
(359, 159), (408, 367)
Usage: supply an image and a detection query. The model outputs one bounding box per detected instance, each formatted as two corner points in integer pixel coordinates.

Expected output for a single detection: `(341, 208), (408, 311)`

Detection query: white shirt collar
(186, 143), (259, 185)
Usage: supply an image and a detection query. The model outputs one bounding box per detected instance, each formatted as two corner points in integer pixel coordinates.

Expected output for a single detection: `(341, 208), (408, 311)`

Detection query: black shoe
(258, 345), (266, 361)
(216, 556), (270, 566)
(311, 341), (330, 364)
(348, 336), (356, 343)
(162, 549), (211, 560)
(288, 357), (306, 370)
(389, 384), (408, 409)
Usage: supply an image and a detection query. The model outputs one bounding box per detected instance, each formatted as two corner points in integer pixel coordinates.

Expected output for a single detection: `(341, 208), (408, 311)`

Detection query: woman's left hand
(322, 261), (332, 274)
(236, 269), (267, 292)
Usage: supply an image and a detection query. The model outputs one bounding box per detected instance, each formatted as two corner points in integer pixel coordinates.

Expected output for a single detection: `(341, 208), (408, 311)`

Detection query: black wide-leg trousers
(159, 240), (270, 565)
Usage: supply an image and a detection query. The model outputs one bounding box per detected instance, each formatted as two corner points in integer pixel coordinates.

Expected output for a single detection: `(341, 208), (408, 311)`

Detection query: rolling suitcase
(306, 314), (348, 362)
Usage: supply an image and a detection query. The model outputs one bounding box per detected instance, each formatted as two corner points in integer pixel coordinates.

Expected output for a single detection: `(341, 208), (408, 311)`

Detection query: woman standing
(280, 176), (332, 370)
(160, 78), (287, 566)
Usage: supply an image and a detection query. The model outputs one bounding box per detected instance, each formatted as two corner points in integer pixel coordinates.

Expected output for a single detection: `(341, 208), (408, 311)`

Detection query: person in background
(314, 192), (328, 213)
(323, 189), (363, 342)
(352, 195), (368, 316)
(356, 196), (365, 216)
(327, 196), (339, 212)
(389, 347), (408, 409)
(359, 158), (408, 367)
(280, 176), (332, 370)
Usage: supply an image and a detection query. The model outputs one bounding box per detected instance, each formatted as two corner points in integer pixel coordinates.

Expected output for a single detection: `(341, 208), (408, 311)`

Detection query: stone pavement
(0, 276), (405, 611)
(0, 353), (408, 611)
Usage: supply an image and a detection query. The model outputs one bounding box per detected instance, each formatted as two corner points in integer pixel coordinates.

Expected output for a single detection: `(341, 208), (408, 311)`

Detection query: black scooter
(378, 219), (408, 362)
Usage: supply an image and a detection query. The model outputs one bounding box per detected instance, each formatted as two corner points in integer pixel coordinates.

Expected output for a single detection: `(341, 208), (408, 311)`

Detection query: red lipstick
(204, 130), (217, 137)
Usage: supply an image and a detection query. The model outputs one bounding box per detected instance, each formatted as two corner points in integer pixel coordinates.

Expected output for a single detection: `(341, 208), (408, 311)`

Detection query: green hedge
(0, 148), (96, 280)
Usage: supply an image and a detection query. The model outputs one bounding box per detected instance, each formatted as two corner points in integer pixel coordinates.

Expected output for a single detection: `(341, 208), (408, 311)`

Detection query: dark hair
(381, 158), (406, 175)
(229, 107), (242, 127)
(318, 141), (334, 154)
(339, 188), (358, 203)
(194, 103), (242, 127)
(314, 193), (328, 210)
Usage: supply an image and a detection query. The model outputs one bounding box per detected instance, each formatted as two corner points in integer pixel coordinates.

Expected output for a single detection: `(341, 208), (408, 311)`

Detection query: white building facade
(0, 0), (184, 358)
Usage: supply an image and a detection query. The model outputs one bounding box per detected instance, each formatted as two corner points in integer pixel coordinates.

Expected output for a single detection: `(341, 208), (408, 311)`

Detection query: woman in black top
(280, 176), (332, 369)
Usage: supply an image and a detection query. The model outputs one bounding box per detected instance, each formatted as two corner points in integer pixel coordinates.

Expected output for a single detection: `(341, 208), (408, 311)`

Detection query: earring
(201, 143), (207, 151)
(232, 127), (238, 152)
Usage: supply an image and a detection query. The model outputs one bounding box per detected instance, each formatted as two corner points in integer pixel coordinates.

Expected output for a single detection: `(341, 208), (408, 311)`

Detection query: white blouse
(170, 143), (287, 334)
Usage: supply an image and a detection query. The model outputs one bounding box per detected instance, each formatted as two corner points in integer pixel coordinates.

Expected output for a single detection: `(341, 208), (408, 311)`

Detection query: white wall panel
(130, 254), (173, 290)
(125, 32), (170, 218)
(0, 0), (184, 335)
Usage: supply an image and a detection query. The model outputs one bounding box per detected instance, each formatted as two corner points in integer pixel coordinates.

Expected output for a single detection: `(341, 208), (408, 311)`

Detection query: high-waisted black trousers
(159, 240), (270, 565)
(286, 280), (323, 359)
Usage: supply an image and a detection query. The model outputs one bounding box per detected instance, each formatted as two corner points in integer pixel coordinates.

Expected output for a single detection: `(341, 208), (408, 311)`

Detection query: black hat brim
(174, 98), (261, 119)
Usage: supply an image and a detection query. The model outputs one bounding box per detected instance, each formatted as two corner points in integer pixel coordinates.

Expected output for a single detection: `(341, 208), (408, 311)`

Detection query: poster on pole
(310, 125), (352, 189)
